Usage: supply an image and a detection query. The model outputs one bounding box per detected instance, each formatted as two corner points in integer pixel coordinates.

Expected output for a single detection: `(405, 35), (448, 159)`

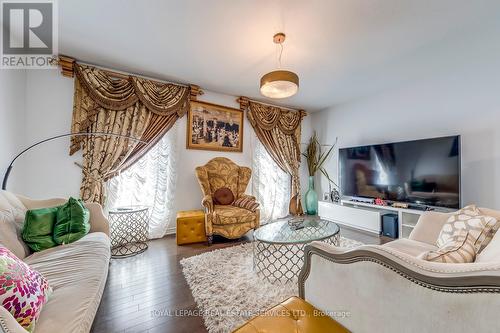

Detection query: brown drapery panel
(241, 97), (306, 215)
(70, 63), (190, 204)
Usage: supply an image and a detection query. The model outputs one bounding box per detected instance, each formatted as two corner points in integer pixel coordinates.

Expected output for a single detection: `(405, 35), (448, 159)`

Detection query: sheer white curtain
(252, 140), (291, 224)
(105, 123), (178, 239)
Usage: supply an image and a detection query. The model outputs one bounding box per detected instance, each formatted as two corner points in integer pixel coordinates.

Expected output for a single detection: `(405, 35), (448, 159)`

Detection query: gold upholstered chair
(195, 157), (260, 245)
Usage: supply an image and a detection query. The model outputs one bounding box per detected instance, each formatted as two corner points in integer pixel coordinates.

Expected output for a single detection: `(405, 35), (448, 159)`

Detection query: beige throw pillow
(419, 229), (477, 263)
(436, 205), (498, 252)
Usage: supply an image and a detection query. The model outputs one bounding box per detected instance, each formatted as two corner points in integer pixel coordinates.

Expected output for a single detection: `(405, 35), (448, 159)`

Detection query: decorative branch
(302, 132), (338, 187)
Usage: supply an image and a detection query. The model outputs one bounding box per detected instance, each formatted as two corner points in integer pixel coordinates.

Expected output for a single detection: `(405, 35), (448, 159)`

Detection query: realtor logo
(1, 0), (57, 68)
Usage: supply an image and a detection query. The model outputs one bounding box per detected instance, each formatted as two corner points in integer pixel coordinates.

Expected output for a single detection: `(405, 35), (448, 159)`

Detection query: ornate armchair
(195, 157), (260, 244)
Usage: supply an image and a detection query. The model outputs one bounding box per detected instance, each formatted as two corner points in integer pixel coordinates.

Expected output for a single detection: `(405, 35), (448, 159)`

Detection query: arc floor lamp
(1, 132), (147, 191)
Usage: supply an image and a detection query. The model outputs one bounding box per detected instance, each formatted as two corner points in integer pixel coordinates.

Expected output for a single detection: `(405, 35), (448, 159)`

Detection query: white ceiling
(59, 0), (500, 111)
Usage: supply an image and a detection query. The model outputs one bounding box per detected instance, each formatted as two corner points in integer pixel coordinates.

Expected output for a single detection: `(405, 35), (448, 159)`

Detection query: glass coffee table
(253, 216), (340, 282)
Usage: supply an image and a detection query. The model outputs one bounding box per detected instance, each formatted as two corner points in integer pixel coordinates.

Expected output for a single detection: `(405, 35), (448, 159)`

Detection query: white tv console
(318, 199), (450, 238)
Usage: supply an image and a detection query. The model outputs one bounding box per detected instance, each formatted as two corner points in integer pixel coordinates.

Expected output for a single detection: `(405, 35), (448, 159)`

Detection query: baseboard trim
(164, 226), (176, 235)
(335, 221), (380, 235)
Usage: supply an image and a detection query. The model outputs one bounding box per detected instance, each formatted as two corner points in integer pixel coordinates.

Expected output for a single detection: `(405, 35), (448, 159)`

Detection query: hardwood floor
(91, 226), (390, 333)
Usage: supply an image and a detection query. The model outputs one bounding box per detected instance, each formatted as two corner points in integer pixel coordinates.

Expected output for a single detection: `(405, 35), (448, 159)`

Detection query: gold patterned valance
(70, 64), (191, 157)
(132, 77), (189, 116)
(69, 61), (193, 204)
(74, 64), (189, 115)
(75, 64), (137, 110)
(246, 101), (306, 135)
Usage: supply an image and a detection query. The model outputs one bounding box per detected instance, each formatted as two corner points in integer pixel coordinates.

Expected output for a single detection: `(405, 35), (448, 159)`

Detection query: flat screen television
(339, 135), (461, 209)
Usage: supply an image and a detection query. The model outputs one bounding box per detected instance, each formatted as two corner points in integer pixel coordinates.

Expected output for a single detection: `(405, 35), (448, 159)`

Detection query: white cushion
(382, 238), (438, 257)
(476, 227), (500, 263)
(24, 232), (110, 333)
(0, 212), (31, 259)
(0, 190), (27, 224)
(0, 191), (30, 259)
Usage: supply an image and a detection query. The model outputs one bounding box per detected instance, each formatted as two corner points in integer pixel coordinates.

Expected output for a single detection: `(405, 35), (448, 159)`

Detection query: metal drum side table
(108, 206), (149, 258)
(253, 217), (340, 283)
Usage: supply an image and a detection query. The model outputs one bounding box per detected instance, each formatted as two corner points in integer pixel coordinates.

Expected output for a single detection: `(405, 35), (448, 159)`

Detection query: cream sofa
(0, 191), (110, 333)
(299, 208), (500, 333)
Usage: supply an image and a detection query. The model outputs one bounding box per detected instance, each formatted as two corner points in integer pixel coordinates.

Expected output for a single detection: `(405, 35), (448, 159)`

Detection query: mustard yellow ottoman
(176, 210), (207, 245)
(232, 296), (350, 333)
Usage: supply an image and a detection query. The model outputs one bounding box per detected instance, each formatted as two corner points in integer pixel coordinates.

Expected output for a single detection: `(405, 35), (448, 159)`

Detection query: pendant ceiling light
(260, 33), (299, 99)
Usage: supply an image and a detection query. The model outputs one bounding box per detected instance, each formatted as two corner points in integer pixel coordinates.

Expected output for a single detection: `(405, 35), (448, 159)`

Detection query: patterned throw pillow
(0, 246), (52, 332)
(233, 196), (259, 212)
(419, 229), (477, 263)
(437, 205), (498, 252)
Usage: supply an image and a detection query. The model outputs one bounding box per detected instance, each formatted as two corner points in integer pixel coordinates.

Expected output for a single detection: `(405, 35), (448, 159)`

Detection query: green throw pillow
(53, 197), (90, 245)
(22, 206), (60, 252)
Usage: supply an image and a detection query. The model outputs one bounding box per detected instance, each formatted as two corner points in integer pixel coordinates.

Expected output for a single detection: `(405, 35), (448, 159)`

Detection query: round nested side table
(253, 217), (340, 283)
(108, 206), (150, 258)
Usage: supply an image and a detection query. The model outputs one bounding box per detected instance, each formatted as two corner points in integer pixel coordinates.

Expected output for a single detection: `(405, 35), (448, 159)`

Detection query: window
(106, 123), (178, 239)
(252, 140), (291, 223)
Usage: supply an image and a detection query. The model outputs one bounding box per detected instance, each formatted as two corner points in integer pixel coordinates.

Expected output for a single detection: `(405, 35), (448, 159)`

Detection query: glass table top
(108, 205), (149, 214)
(254, 216), (340, 244)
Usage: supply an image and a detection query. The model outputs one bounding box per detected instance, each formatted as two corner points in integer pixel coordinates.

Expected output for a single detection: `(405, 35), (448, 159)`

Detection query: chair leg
(207, 234), (213, 246)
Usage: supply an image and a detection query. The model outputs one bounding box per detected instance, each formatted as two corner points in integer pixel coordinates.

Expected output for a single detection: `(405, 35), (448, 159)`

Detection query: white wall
(176, 91), (311, 211)
(0, 70), (26, 193)
(15, 70), (312, 228)
(14, 69), (81, 199)
(311, 18), (500, 209)
(175, 91), (254, 212)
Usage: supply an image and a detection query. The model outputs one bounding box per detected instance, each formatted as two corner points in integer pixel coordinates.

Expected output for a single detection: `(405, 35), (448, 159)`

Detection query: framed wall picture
(187, 100), (244, 152)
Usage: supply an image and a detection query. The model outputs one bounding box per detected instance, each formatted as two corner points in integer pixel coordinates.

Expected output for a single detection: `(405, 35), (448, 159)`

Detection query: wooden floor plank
(91, 228), (387, 333)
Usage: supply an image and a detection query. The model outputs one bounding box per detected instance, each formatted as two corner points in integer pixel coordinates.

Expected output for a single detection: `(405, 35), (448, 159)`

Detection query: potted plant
(302, 132), (337, 215)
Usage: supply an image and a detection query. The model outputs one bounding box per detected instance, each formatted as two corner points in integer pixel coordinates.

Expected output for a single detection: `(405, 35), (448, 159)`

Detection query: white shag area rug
(180, 237), (363, 333)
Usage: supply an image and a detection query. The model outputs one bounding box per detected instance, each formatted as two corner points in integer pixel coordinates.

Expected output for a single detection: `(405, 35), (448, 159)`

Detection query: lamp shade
(260, 70), (299, 99)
